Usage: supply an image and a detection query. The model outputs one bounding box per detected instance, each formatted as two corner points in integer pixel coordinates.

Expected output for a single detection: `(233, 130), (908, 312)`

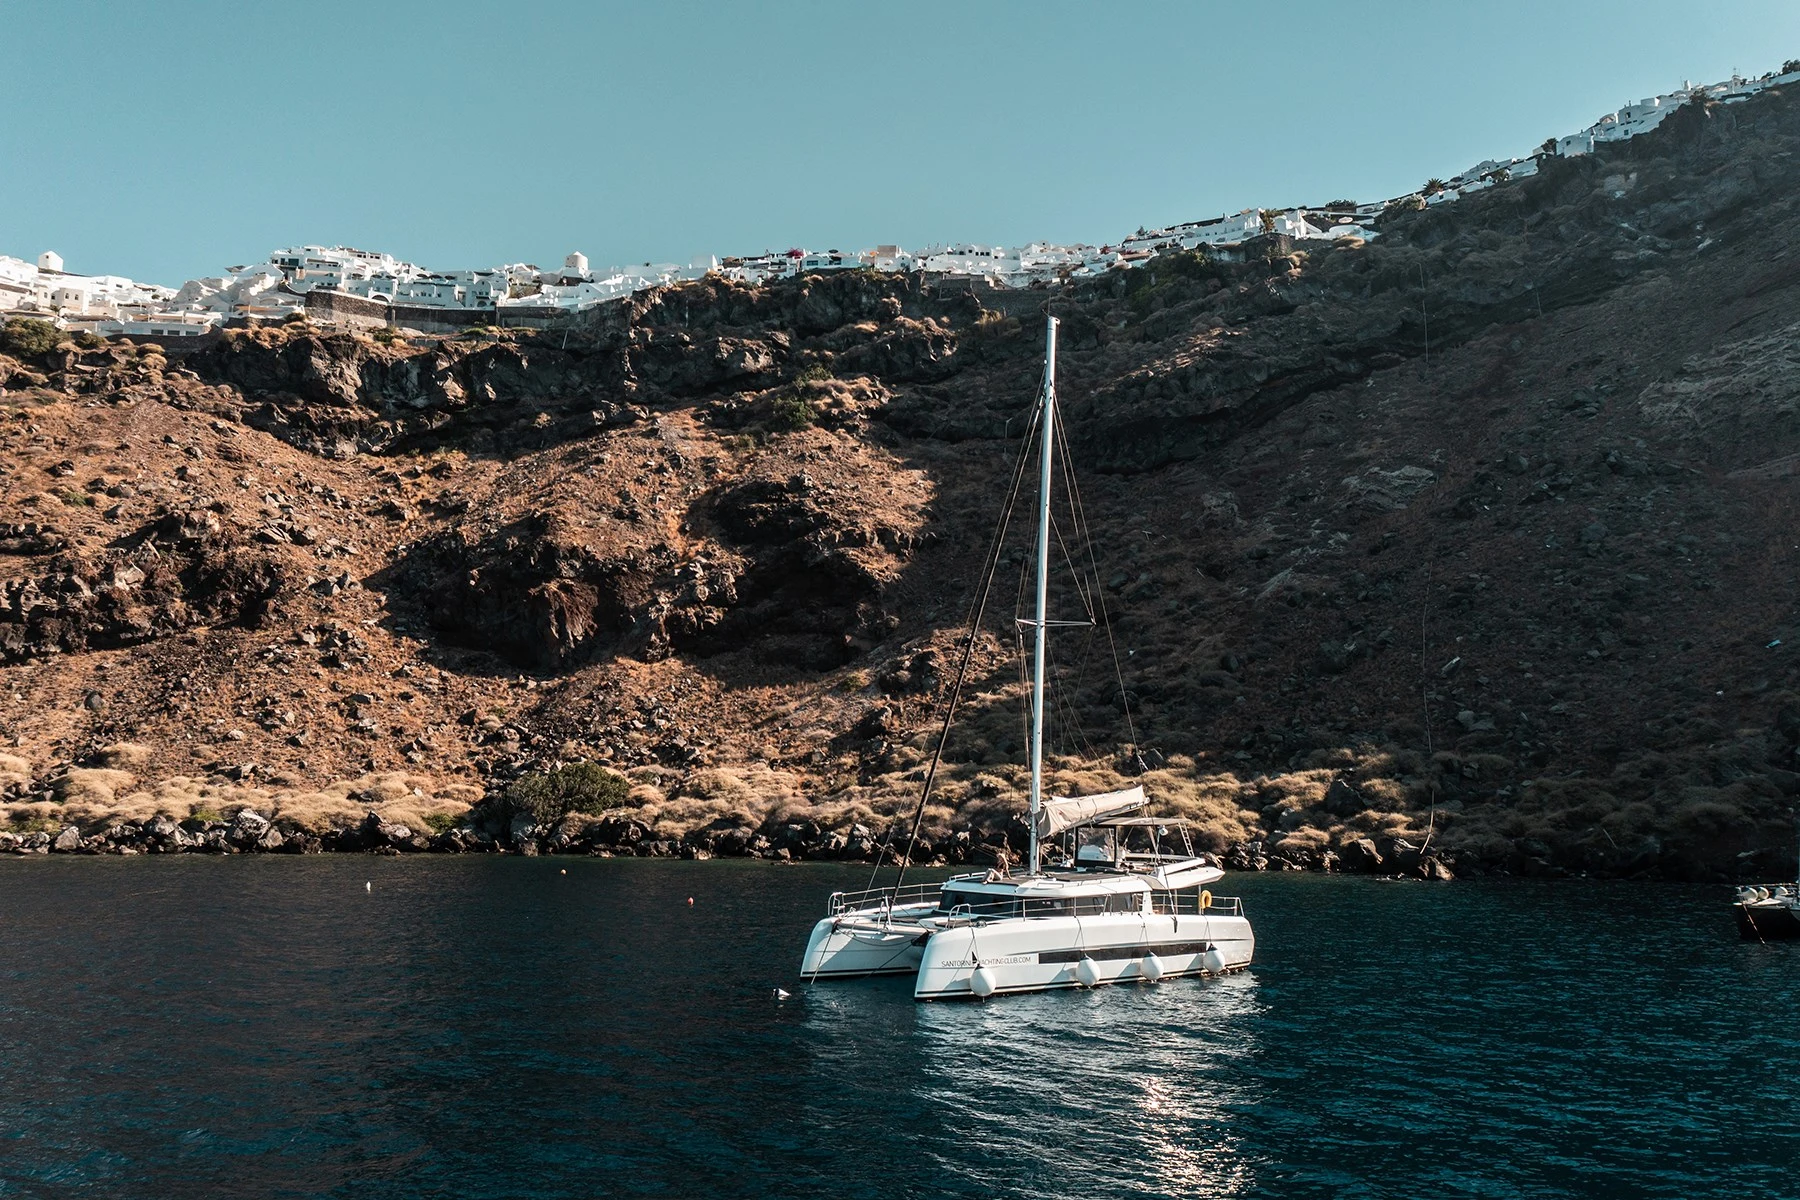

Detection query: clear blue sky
(4, 0), (1798, 285)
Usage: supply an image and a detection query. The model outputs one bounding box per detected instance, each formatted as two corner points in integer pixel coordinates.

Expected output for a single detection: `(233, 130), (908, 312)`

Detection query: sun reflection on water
(899, 974), (1267, 1198)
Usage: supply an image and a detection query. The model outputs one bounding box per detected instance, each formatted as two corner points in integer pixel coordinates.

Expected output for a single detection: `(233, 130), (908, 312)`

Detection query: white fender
(1141, 953), (1164, 983)
(1076, 956), (1101, 988)
(970, 964), (997, 998)
(1202, 948), (1227, 974)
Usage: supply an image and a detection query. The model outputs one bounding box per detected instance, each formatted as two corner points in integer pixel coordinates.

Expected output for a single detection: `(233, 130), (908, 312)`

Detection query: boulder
(377, 821), (415, 848)
(1322, 778), (1365, 818)
(547, 817), (585, 852)
(51, 825), (82, 852)
(507, 813), (541, 850)
(590, 816), (648, 848)
(1383, 837), (1423, 875)
(230, 809), (270, 846)
(1340, 837), (1384, 873)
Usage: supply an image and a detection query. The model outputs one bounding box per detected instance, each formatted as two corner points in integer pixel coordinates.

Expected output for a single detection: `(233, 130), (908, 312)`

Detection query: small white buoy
(773, 987), (791, 1000)
(969, 965), (997, 998)
(1076, 956), (1101, 988)
(365, 881), (371, 893)
(1203, 948), (1228, 975)
(559, 869), (566, 875)
(687, 897), (694, 906)
(1141, 953), (1164, 983)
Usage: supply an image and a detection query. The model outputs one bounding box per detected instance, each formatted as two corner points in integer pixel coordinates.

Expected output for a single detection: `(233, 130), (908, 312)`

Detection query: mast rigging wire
(871, 391), (1044, 894)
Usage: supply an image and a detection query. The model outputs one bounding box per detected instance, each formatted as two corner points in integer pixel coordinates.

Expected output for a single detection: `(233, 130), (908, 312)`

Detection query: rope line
(874, 394), (1044, 894)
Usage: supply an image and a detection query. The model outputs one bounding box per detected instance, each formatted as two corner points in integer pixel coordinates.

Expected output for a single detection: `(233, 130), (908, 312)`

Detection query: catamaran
(1734, 826), (1800, 939)
(799, 315), (1255, 999)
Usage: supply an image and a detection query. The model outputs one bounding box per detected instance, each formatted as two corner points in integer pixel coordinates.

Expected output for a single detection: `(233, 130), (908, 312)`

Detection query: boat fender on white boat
(1203, 948), (1227, 975)
(1141, 953), (1164, 983)
(1076, 956), (1101, 988)
(970, 965), (997, 998)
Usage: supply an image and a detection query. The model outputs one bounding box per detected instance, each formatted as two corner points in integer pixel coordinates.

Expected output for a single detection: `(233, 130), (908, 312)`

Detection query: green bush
(1125, 248), (1217, 316)
(501, 762), (630, 824)
(793, 363), (832, 385)
(0, 317), (62, 358)
(768, 392), (815, 432)
(421, 810), (460, 834)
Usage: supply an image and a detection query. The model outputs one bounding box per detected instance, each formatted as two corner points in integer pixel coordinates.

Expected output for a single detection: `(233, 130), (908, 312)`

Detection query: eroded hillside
(7, 87), (1800, 878)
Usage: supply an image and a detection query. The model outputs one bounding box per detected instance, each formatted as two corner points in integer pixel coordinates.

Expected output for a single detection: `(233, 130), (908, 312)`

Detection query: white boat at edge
(799, 315), (1256, 1000)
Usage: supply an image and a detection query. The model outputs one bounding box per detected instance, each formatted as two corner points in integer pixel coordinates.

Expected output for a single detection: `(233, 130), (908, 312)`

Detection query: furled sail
(1034, 785), (1147, 838)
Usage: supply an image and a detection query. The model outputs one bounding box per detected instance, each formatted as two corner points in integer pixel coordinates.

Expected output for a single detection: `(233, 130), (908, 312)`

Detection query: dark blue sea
(0, 858), (1794, 1199)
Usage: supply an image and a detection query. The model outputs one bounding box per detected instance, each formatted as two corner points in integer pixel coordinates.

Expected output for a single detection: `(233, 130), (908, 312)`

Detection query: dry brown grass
(54, 768), (137, 808)
(1271, 827), (1330, 855)
(5, 770), (476, 833)
(97, 743), (152, 769)
(0, 753), (31, 788)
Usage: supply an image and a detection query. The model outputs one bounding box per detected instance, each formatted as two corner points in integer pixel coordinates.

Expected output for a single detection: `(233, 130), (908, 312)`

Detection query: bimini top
(1034, 785), (1147, 838)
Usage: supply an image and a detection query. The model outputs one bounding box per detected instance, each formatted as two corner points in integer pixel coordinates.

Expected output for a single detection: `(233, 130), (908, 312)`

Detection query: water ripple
(0, 860), (1794, 1198)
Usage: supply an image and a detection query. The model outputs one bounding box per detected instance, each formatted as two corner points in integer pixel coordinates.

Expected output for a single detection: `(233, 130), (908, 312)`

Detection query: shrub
(1125, 248), (1217, 315)
(767, 392), (815, 432)
(968, 310), (1020, 339)
(0, 317), (62, 358)
(793, 363), (832, 385)
(56, 488), (94, 508)
(501, 762), (630, 824)
(421, 810), (460, 834)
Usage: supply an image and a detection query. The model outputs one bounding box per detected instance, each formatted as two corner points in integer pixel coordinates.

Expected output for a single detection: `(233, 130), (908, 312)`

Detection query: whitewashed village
(3, 66), (1794, 342)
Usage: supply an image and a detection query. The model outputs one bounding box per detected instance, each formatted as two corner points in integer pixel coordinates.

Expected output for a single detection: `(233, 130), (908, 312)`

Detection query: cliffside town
(7, 65), (1795, 343)
(6, 70), (1800, 878)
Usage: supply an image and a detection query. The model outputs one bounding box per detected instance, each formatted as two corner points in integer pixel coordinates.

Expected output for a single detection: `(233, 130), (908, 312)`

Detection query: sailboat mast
(1028, 315), (1058, 877)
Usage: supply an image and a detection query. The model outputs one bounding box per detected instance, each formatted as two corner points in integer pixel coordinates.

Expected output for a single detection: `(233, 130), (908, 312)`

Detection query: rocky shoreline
(0, 808), (1513, 881)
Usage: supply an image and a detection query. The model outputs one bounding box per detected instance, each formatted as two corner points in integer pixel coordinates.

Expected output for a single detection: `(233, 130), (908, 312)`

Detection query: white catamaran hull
(801, 907), (935, 978)
(912, 911), (1254, 1000)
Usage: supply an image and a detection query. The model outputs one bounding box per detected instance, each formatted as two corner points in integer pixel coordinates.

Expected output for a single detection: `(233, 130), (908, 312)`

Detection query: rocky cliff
(8, 86), (1800, 878)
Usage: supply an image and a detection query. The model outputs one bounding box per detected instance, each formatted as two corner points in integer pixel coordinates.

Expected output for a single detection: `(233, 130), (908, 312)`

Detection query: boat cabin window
(1074, 830), (1115, 864)
(935, 888), (1141, 918)
(935, 889), (1021, 918)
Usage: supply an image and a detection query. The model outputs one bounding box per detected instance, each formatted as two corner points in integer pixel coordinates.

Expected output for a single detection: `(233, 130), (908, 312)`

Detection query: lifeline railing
(827, 881), (945, 917)
(1151, 893), (1244, 917)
